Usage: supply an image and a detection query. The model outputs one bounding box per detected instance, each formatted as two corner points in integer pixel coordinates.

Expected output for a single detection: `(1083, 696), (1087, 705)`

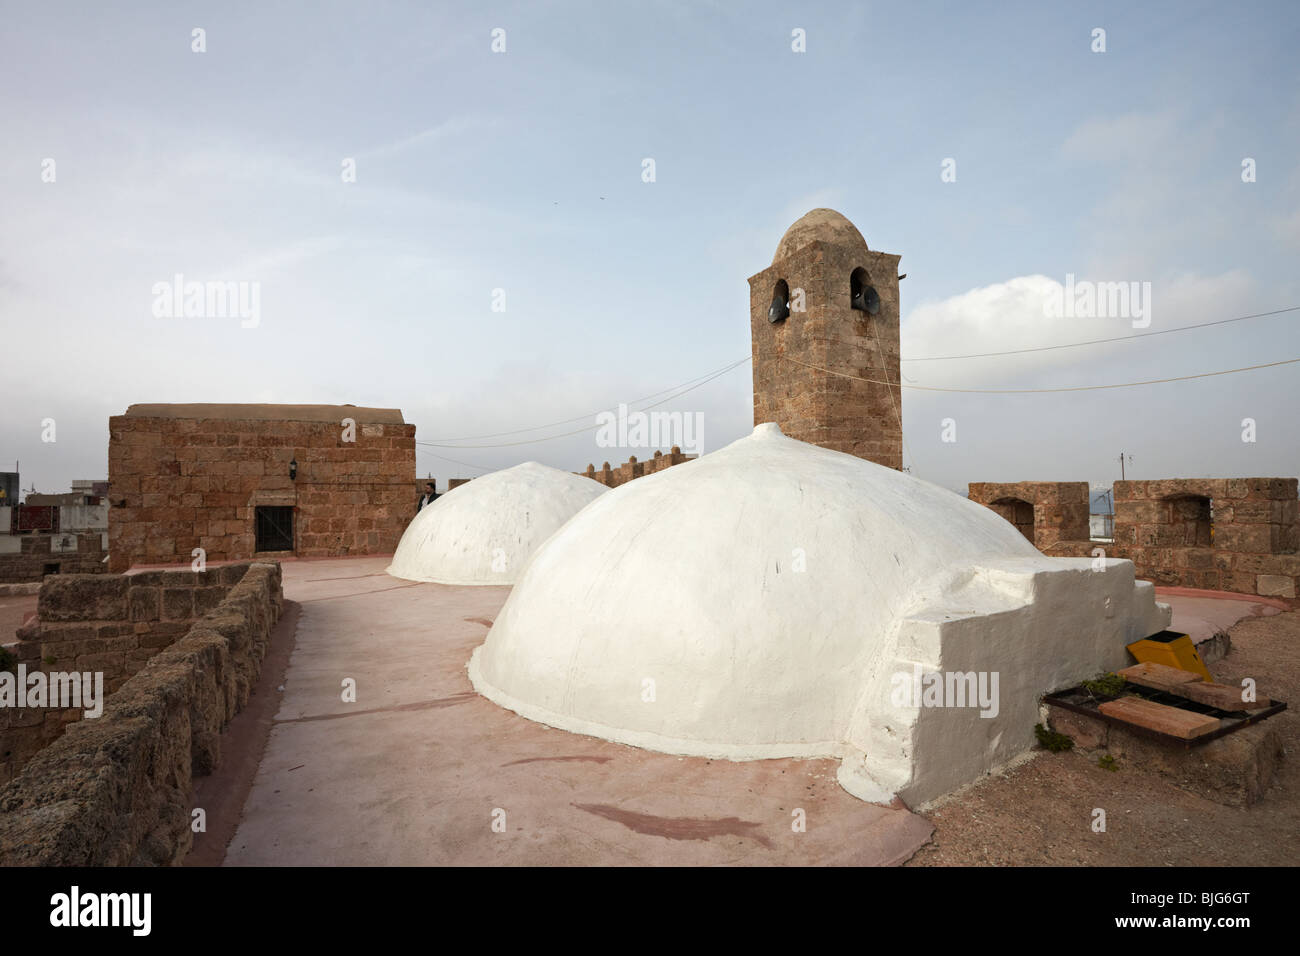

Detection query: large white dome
(387, 462), (605, 586)
(468, 424), (1170, 805)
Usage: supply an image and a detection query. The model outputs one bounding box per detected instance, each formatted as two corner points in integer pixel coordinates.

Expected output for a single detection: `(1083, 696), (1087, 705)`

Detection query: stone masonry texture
(107, 404), (415, 571)
(0, 564), (254, 785)
(0, 562), (282, 865)
(967, 481), (1091, 552)
(750, 213), (903, 470)
(970, 476), (1300, 599)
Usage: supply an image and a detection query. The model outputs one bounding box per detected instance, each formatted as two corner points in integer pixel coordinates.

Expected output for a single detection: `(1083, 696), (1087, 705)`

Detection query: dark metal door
(255, 506), (294, 552)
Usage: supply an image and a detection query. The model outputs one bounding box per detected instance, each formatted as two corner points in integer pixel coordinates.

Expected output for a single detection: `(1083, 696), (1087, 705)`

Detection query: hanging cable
(903, 306), (1299, 362)
(417, 356), (750, 449)
(782, 354), (1300, 393)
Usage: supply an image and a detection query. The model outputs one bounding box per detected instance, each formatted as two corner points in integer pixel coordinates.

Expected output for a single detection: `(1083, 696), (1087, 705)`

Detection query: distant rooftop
(122, 403), (405, 425)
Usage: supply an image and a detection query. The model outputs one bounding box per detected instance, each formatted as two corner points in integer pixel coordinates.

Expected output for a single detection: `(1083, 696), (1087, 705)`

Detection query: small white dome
(387, 462), (605, 586)
(468, 424), (1169, 805)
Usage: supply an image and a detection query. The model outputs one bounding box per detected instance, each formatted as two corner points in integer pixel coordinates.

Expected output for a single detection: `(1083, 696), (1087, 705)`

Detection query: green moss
(1098, 754), (1119, 772)
(1034, 723), (1074, 753)
(1081, 672), (1127, 698)
(42, 655), (57, 666)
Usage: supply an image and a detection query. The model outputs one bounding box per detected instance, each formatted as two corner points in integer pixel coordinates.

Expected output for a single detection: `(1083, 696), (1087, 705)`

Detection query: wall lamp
(289, 458), (298, 481)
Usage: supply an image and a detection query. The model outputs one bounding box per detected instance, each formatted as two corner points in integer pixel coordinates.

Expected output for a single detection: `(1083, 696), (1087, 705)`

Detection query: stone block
(129, 586), (160, 622)
(1257, 574), (1296, 598)
(1045, 705), (1109, 749)
(161, 588), (194, 621)
(38, 575), (130, 622)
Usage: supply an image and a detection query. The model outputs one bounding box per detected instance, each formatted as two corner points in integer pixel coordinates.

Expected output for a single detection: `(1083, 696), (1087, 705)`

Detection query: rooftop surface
(121, 403), (405, 424)
(212, 557), (933, 865)
(4, 558), (1284, 865)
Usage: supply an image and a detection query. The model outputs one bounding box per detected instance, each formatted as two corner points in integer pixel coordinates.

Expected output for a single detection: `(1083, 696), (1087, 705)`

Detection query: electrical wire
(902, 306), (1299, 362)
(416, 356), (750, 449)
(421, 355), (751, 442)
(782, 355), (1300, 393)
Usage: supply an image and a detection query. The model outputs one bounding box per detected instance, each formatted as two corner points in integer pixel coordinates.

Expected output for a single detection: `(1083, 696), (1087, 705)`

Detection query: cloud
(1275, 205), (1300, 246)
(359, 116), (501, 159)
(1059, 111), (1182, 165)
(901, 269), (1260, 385)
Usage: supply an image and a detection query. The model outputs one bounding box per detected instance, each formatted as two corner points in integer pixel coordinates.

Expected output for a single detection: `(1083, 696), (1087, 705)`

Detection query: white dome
(468, 424), (1170, 806)
(387, 462), (605, 586)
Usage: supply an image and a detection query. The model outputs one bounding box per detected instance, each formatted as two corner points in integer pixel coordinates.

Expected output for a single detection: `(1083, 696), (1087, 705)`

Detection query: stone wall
(0, 531), (108, 583)
(108, 406), (416, 571)
(970, 475), (1300, 599)
(0, 565), (251, 785)
(967, 481), (1091, 553)
(0, 562), (283, 865)
(1108, 478), (1299, 596)
(578, 447), (696, 488)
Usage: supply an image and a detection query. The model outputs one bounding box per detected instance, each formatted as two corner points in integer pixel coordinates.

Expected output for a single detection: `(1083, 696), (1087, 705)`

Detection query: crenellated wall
(967, 481), (1091, 552)
(970, 476), (1300, 599)
(578, 447), (696, 488)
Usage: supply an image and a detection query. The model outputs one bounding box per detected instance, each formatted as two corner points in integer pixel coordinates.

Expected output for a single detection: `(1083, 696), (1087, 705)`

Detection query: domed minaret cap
(772, 208), (869, 265)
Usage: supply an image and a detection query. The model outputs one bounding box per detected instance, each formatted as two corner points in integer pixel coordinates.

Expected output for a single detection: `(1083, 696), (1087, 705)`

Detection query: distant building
(0, 474), (109, 582)
(108, 403), (416, 571)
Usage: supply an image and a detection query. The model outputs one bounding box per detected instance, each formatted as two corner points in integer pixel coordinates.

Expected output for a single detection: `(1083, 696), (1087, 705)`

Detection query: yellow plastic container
(1126, 630), (1212, 681)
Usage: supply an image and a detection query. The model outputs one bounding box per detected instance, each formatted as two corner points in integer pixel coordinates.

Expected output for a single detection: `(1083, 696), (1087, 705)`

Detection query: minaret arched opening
(850, 267), (880, 316)
(768, 279), (791, 323)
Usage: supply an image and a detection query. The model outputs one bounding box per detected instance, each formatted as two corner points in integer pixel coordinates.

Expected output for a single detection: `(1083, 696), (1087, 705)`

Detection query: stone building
(108, 404), (415, 571)
(749, 208), (903, 469)
(0, 497), (109, 583)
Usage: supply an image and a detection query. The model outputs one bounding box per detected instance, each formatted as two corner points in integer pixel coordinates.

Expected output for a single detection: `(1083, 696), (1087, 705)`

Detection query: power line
(416, 356), (751, 449)
(782, 354), (1300, 393)
(422, 356), (751, 442)
(863, 292), (914, 473)
(415, 447), (494, 473)
(902, 305), (1300, 362)
(411, 305), (1298, 457)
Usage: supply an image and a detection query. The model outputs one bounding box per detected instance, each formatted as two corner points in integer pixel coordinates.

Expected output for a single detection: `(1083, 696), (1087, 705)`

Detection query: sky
(2, 0), (1298, 498)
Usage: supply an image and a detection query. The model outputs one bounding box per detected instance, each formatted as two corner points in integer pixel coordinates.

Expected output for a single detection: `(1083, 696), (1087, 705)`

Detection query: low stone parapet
(0, 562), (282, 865)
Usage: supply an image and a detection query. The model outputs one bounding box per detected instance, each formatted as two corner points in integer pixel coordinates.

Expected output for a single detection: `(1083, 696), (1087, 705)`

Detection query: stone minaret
(748, 208), (903, 470)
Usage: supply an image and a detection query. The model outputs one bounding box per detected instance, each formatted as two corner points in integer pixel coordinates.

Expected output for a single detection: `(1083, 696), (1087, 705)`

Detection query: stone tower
(748, 208), (903, 469)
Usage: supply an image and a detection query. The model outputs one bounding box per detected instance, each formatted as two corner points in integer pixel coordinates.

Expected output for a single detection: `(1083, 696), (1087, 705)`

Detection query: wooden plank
(1099, 696), (1221, 739)
(1119, 661), (1204, 691)
(1177, 682), (1272, 712)
(1119, 662), (1270, 711)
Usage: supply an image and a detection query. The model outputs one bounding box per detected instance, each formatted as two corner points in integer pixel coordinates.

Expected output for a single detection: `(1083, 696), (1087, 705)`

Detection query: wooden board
(1177, 681), (1272, 712)
(1119, 662), (1270, 711)
(1119, 661), (1203, 691)
(1099, 696), (1221, 740)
